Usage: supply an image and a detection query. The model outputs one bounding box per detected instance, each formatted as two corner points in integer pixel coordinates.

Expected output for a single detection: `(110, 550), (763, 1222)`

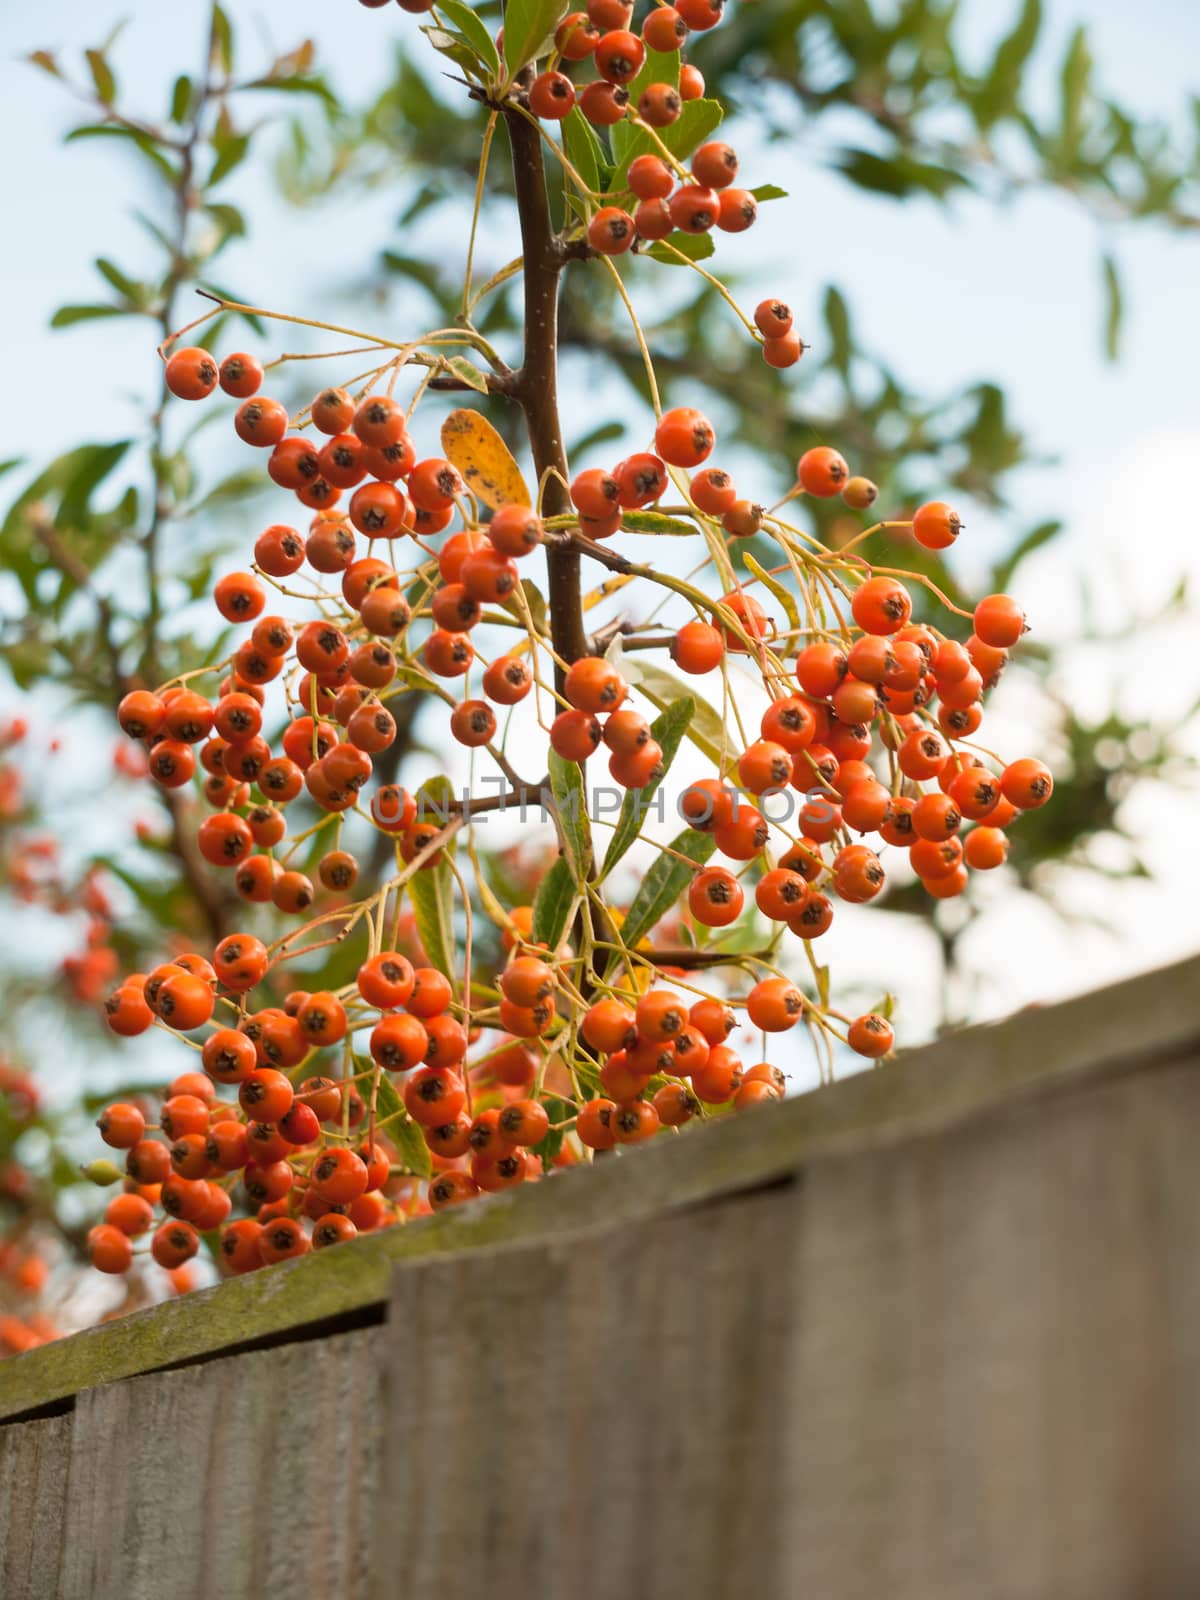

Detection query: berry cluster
(85, 0), (1053, 1281)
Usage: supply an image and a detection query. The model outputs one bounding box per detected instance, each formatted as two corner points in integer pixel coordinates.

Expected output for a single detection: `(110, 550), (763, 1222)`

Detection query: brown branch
(503, 94), (587, 686)
(637, 947), (774, 969)
(501, 94), (617, 987)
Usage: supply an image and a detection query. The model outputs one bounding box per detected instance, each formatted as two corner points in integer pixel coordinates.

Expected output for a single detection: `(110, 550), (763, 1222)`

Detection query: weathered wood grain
(370, 1042), (1200, 1600)
(375, 1180), (798, 1600)
(783, 1052), (1200, 1597)
(3, 953), (1197, 1425)
(55, 1327), (384, 1600)
(0, 1410), (72, 1598)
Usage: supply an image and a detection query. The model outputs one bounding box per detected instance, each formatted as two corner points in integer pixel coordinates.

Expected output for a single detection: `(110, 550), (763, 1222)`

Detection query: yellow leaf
(441, 408), (531, 511)
(582, 572), (635, 611)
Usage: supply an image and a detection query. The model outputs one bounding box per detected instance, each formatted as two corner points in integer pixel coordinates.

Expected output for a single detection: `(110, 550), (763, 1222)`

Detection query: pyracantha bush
(89, 0), (1051, 1279)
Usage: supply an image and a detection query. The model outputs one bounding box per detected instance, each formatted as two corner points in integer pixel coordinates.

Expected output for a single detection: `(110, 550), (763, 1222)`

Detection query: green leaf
(563, 107), (608, 197)
(189, 467), (266, 513)
(85, 48), (116, 105)
(56, 440), (132, 528)
(823, 284), (852, 377)
(444, 355), (491, 394)
(547, 748), (592, 881)
(835, 148), (970, 200)
(416, 773), (459, 839)
(532, 1097), (572, 1172)
(627, 659), (730, 773)
(169, 74), (194, 124)
(620, 509), (699, 536)
(974, 0), (1041, 128)
(27, 50), (61, 79)
(65, 123), (180, 185)
(750, 183), (788, 202)
(505, 576), (547, 634)
(209, 128), (250, 186)
(408, 864), (457, 984)
(503, 0), (568, 78)
(242, 75), (338, 107)
(204, 201), (247, 244)
(382, 250), (445, 298)
(409, 780), (459, 986)
(211, 3), (234, 75)
(94, 257), (149, 306)
(743, 553), (800, 637)
(611, 43), (683, 172)
(531, 855), (576, 949)
(50, 303), (131, 328)
(1, 439), (127, 545)
(611, 97), (723, 185)
(610, 47), (682, 173)
(370, 1069), (432, 1177)
(813, 963), (830, 1009)
(1057, 25), (1092, 166)
(646, 231), (715, 266)
(419, 25), (483, 75)
(1101, 252), (1122, 362)
(601, 696), (694, 877)
(437, 0), (501, 76)
(568, 419), (624, 457)
(615, 827), (715, 955)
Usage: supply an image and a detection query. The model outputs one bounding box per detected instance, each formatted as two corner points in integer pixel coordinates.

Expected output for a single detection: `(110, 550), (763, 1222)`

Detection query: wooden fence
(2, 954), (1199, 1599)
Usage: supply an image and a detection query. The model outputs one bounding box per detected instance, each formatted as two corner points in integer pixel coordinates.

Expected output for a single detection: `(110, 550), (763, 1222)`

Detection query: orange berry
(88, 1223), (133, 1274)
(653, 1083), (698, 1126)
(671, 619), (723, 675)
(912, 500), (961, 549)
(851, 575), (912, 636)
(1000, 758), (1053, 810)
(848, 1013), (894, 1057)
(738, 740), (793, 794)
(679, 62), (705, 98)
(974, 593), (1026, 648)
(529, 69), (576, 119)
(655, 407), (715, 468)
(746, 977), (804, 1032)
(638, 82), (682, 127)
(797, 446), (848, 497)
(612, 1100), (660, 1144)
(164, 346), (217, 401)
(831, 843), (885, 903)
(688, 865), (744, 927)
(498, 1099), (550, 1147)
(258, 1217), (310, 1264)
(963, 826), (1009, 870)
(582, 999), (637, 1054)
(754, 867), (809, 921)
(912, 792), (962, 842)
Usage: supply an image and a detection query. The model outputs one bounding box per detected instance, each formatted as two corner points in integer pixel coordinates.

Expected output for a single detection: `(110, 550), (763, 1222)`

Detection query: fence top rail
(2, 953), (1198, 1424)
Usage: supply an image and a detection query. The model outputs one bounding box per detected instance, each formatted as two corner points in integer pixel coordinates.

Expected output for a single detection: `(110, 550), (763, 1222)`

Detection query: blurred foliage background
(1, 0), (1197, 1340)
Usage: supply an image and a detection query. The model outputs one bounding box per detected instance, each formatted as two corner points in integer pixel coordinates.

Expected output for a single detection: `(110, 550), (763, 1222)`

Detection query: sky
(0, 0), (1198, 1093)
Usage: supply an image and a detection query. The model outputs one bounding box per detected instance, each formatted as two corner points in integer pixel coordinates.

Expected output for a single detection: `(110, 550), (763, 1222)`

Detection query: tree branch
(503, 95), (588, 686)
